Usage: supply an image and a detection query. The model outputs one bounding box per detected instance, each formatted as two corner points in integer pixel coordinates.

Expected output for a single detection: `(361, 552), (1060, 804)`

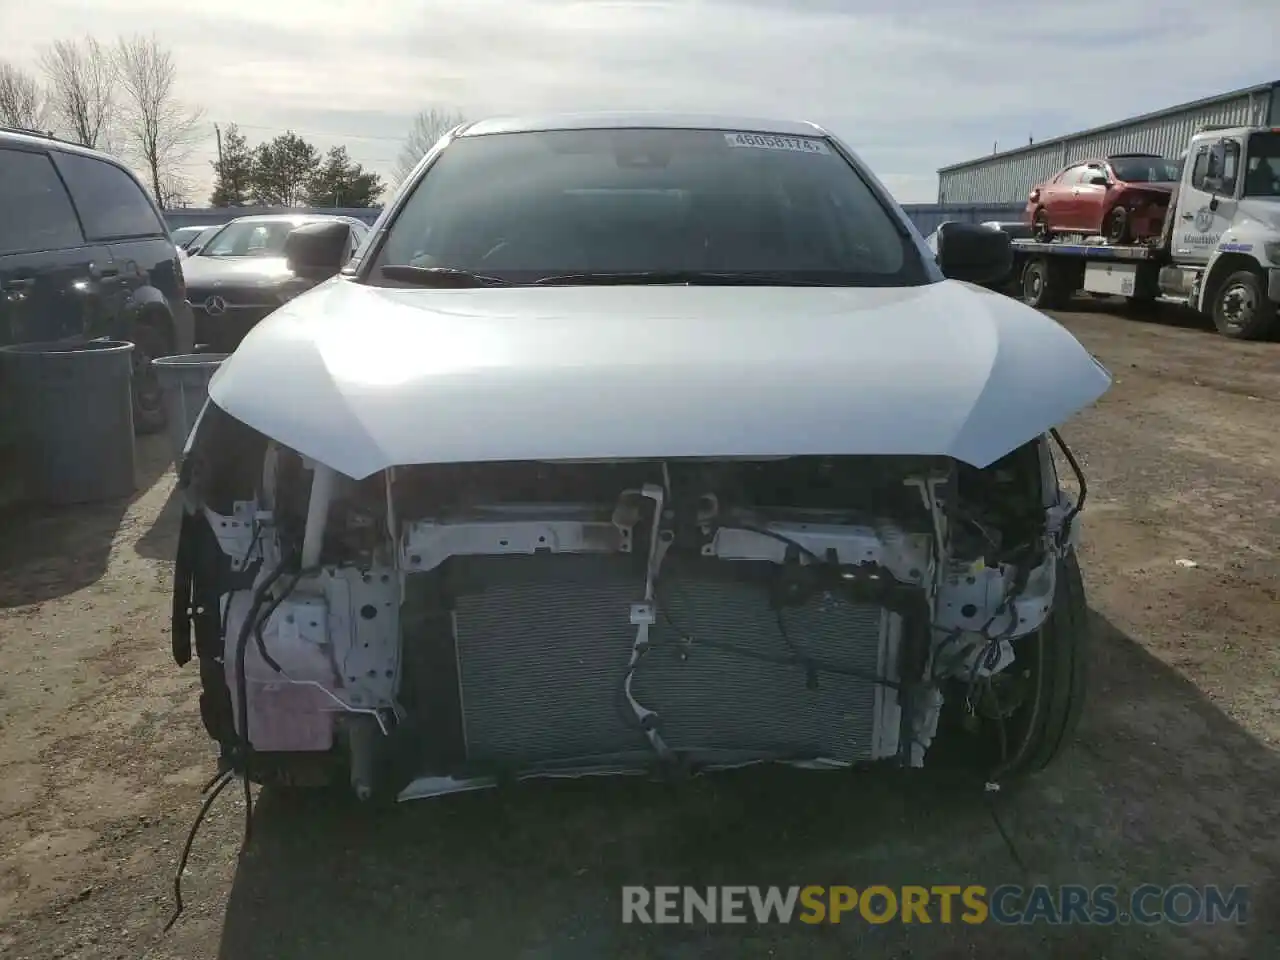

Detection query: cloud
(2, 0), (1275, 203)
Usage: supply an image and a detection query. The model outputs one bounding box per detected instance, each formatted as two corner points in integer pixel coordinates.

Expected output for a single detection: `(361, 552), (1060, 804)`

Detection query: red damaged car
(1026, 153), (1181, 244)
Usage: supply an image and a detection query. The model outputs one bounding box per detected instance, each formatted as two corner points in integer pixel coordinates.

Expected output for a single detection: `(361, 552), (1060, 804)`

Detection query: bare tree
(39, 37), (115, 148)
(0, 62), (46, 130)
(158, 171), (192, 209)
(114, 34), (205, 208)
(392, 107), (466, 184)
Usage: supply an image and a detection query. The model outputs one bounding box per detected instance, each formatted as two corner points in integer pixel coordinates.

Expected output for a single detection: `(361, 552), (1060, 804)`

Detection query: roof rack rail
(0, 125), (78, 146)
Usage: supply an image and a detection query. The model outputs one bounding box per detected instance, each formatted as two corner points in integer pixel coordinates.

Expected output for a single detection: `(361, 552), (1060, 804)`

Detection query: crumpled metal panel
(451, 556), (890, 767)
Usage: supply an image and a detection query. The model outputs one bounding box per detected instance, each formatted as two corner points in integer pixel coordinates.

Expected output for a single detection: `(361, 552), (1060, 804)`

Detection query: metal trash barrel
(152, 354), (228, 463)
(0, 339), (136, 505)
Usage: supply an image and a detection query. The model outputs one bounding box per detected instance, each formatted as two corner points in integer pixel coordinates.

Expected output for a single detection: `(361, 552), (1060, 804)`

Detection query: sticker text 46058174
(723, 132), (830, 155)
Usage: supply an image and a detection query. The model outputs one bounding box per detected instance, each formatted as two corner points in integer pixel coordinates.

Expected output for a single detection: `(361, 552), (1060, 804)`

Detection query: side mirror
(1086, 174), (1110, 186)
(934, 221), (1013, 285)
(285, 221), (353, 280)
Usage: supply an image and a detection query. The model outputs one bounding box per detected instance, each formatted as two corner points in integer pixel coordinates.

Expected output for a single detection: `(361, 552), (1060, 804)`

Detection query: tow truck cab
(1156, 126), (1280, 337)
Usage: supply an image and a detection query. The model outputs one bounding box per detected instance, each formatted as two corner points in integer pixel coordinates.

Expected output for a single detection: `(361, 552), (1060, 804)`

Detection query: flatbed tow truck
(1007, 124), (1280, 339)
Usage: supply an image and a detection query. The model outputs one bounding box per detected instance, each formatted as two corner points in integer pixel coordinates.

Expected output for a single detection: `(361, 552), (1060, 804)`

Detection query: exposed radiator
(634, 578), (891, 762)
(447, 555), (897, 768)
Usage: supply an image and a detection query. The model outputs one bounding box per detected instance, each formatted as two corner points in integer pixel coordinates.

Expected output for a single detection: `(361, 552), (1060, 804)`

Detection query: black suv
(0, 127), (195, 435)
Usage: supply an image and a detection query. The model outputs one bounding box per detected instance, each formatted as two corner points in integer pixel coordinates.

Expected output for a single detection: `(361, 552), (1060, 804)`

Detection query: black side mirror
(1086, 174), (1110, 186)
(934, 221), (1013, 285)
(285, 221), (353, 280)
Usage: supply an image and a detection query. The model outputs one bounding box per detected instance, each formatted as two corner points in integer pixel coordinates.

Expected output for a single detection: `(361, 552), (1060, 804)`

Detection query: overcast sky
(2, 0), (1276, 205)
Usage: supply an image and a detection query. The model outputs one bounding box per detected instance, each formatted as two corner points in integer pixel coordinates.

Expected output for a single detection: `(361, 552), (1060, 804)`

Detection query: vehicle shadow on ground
(214, 610), (1280, 960)
(134, 468), (183, 561)
(0, 433), (173, 608)
(1064, 297), (1213, 332)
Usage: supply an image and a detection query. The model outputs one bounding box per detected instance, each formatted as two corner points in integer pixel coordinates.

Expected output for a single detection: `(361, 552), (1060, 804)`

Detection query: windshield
(1243, 132), (1280, 198)
(1107, 157), (1181, 183)
(198, 220), (298, 258)
(371, 128), (928, 286)
(172, 226), (203, 245)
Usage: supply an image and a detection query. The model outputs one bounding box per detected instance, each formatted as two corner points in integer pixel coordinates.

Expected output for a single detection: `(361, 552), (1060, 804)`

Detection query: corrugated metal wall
(899, 203), (1024, 234)
(937, 82), (1278, 205)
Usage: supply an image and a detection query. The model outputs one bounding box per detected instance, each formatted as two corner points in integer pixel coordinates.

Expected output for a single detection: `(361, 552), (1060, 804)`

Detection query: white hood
(207, 278), (1111, 480)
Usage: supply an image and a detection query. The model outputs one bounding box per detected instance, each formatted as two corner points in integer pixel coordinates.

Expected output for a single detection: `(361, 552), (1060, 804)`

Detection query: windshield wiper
(533, 270), (847, 287)
(380, 265), (512, 287)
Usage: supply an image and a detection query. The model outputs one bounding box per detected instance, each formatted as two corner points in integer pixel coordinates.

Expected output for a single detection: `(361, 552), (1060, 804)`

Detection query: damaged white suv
(172, 114), (1110, 803)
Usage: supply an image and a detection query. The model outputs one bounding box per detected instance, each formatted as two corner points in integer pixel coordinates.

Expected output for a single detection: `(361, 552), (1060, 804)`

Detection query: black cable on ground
(162, 769), (236, 933)
(986, 792), (1031, 879)
(981, 668), (1038, 885)
(199, 764), (229, 794)
(167, 528), (280, 933)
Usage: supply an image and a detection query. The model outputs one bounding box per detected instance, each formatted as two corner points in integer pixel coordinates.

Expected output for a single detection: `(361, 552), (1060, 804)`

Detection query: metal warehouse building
(936, 80), (1280, 205)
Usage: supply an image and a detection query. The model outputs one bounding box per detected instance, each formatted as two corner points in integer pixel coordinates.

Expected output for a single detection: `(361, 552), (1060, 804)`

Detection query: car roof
(222, 214), (356, 226)
(0, 125), (163, 191)
(459, 112), (829, 139)
(0, 125), (122, 161)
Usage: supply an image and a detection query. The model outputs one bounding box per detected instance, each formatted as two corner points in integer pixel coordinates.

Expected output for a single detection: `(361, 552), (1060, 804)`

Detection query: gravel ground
(0, 301), (1277, 960)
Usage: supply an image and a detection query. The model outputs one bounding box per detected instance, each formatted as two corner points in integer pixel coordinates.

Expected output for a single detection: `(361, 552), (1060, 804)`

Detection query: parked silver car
(173, 114), (1109, 804)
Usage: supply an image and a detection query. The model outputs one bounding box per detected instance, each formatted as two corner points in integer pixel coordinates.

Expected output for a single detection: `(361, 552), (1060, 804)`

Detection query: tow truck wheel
(1104, 207), (1129, 244)
(1022, 258), (1067, 310)
(1212, 269), (1273, 340)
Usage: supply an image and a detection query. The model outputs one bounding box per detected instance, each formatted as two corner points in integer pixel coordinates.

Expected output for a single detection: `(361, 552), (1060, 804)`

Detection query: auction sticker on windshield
(724, 132), (830, 154)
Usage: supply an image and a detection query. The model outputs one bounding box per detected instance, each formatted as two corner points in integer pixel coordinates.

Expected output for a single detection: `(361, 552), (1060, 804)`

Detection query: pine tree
(209, 123), (254, 206)
(307, 145), (383, 208)
(248, 130), (320, 206)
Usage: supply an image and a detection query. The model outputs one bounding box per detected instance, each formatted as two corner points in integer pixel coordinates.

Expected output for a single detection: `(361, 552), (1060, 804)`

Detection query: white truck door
(1173, 137), (1242, 264)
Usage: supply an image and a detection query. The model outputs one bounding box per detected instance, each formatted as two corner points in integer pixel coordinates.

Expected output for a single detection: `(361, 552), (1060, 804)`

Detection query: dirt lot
(0, 301), (1277, 959)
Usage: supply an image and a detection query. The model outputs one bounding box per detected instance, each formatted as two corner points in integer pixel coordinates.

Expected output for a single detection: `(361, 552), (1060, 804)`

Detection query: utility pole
(214, 123), (224, 184)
